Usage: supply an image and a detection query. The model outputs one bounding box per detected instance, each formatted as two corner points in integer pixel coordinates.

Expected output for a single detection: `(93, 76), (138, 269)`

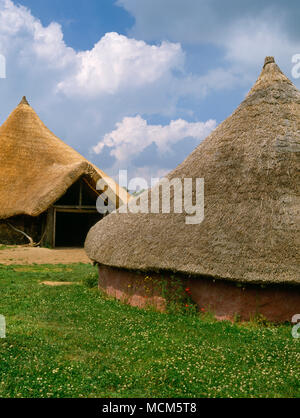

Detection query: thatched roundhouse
(85, 57), (300, 322)
(0, 97), (129, 247)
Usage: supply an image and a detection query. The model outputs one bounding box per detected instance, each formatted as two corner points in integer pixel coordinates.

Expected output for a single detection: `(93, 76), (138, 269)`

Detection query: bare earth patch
(41, 281), (79, 287)
(0, 246), (91, 265)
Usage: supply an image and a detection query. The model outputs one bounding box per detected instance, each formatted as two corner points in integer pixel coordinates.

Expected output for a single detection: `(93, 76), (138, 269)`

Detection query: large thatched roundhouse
(85, 57), (300, 322)
(0, 97), (129, 247)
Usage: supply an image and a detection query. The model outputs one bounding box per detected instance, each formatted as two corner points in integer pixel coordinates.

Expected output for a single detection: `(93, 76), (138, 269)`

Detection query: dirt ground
(0, 246), (91, 265)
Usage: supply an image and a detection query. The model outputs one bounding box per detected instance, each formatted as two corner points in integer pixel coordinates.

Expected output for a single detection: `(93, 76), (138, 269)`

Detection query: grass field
(0, 264), (299, 398)
(0, 245), (15, 251)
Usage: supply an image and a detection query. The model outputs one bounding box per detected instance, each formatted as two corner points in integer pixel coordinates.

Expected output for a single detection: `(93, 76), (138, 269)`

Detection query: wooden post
(79, 180), (83, 208)
(42, 207), (55, 248)
(53, 208), (56, 248)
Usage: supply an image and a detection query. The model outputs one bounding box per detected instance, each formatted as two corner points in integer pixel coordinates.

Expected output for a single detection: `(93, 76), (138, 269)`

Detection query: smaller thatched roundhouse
(0, 97), (129, 247)
(85, 57), (300, 322)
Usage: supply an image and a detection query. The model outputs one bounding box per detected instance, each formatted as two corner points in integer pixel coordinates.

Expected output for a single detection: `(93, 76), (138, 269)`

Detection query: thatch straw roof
(0, 97), (129, 219)
(85, 57), (300, 285)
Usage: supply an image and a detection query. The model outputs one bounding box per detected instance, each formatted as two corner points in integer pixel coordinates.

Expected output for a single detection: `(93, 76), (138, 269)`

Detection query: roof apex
(263, 56), (275, 68)
(246, 56), (294, 98)
(19, 96), (30, 106)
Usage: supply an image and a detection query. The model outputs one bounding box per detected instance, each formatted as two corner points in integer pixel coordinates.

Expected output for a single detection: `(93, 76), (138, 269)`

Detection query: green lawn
(0, 245), (15, 251)
(0, 264), (299, 398)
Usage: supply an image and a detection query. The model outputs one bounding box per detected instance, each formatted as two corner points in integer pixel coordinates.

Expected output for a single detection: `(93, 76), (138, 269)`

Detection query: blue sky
(17, 0), (134, 50)
(0, 0), (299, 182)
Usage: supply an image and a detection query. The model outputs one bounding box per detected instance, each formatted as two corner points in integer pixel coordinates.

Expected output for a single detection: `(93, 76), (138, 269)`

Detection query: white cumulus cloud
(58, 33), (183, 96)
(94, 115), (216, 162)
(0, 0), (184, 98)
(0, 0), (75, 67)
(117, 0), (300, 89)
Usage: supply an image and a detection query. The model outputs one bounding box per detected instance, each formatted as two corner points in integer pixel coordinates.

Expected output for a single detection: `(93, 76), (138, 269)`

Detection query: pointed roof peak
(260, 56), (282, 75)
(19, 96), (30, 106)
(246, 56), (296, 99)
(263, 56), (275, 68)
(259, 56), (284, 77)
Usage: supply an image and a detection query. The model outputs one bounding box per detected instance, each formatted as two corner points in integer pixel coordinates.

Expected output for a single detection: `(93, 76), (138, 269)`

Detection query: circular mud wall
(97, 265), (300, 323)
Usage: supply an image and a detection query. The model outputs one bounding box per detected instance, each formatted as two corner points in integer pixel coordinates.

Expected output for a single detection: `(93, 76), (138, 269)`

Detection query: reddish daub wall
(98, 265), (300, 323)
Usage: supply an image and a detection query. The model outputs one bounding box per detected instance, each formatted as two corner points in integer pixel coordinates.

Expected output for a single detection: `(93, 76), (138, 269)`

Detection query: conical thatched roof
(85, 58), (300, 285)
(0, 97), (129, 219)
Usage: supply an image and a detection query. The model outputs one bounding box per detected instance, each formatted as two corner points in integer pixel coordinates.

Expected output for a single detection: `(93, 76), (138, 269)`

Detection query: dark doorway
(55, 211), (101, 247)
